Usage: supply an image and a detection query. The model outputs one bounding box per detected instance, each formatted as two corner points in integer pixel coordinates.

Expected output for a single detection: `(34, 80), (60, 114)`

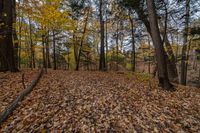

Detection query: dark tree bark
(73, 33), (78, 66)
(53, 30), (57, 70)
(12, 0), (19, 70)
(0, 0), (18, 72)
(129, 13), (136, 72)
(159, 20), (178, 82)
(45, 31), (51, 68)
(180, 0), (190, 85)
(42, 35), (47, 73)
(147, 35), (151, 74)
(99, 0), (106, 71)
(147, 0), (173, 90)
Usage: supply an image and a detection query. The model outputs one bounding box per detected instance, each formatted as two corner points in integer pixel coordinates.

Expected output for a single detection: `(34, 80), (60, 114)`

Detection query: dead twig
(22, 73), (26, 89)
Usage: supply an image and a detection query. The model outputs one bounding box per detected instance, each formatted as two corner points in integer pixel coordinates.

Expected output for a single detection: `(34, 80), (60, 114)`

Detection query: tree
(28, 17), (36, 69)
(0, 0), (18, 72)
(180, 0), (190, 85)
(128, 11), (136, 72)
(76, 7), (90, 71)
(99, 0), (106, 71)
(146, 0), (173, 90)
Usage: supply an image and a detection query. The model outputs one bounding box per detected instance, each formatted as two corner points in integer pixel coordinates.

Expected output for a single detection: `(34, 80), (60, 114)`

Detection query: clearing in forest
(0, 70), (200, 132)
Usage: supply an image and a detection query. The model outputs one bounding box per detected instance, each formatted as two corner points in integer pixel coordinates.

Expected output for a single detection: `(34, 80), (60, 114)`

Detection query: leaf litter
(0, 70), (199, 132)
(0, 69), (39, 113)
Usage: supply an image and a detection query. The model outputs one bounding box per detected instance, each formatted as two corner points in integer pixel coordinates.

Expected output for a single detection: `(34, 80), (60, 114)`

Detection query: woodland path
(0, 70), (200, 132)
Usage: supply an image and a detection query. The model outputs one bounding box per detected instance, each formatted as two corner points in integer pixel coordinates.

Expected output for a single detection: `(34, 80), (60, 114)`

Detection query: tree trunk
(99, 0), (106, 71)
(105, 15), (108, 70)
(45, 31), (51, 68)
(28, 18), (35, 69)
(116, 21), (119, 71)
(147, 0), (173, 90)
(42, 35), (47, 73)
(18, 16), (23, 69)
(129, 13), (136, 72)
(147, 35), (151, 74)
(0, 0), (17, 72)
(159, 21), (178, 82)
(76, 8), (90, 71)
(53, 30), (57, 70)
(12, 0), (19, 70)
(180, 0), (190, 85)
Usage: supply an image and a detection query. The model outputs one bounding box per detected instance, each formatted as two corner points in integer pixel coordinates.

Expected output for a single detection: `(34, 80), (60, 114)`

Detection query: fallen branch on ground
(0, 68), (43, 125)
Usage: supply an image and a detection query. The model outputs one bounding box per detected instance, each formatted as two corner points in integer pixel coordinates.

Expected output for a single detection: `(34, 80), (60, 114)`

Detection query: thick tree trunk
(180, 0), (190, 85)
(99, 0), (106, 71)
(147, 0), (173, 90)
(0, 0), (17, 72)
(159, 21), (178, 82)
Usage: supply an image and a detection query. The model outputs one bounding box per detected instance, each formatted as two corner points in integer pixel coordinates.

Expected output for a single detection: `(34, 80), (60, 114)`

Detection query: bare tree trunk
(176, 33), (179, 62)
(12, 0), (19, 70)
(116, 21), (119, 71)
(180, 0), (190, 85)
(18, 15), (23, 69)
(129, 13), (136, 72)
(76, 8), (90, 71)
(147, 0), (173, 90)
(99, 0), (106, 71)
(42, 35), (47, 73)
(53, 30), (57, 70)
(148, 35), (151, 74)
(105, 15), (108, 70)
(17, 0), (23, 69)
(185, 37), (193, 82)
(45, 31), (51, 68)
(68, 47), (70, 70)
(28, 18), (35, 69)
(73, 33), (78, 66)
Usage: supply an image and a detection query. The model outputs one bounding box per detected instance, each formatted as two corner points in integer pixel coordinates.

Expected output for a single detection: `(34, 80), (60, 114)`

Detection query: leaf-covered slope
(0, 70), (200, 132)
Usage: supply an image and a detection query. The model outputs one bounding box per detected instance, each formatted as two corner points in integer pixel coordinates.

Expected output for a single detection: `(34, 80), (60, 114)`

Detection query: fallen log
(0, 68), (43, 125)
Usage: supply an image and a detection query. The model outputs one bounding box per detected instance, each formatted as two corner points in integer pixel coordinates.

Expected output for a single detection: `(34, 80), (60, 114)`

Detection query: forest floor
(0, 70), (200, 132)
(0, 70), (38, 113)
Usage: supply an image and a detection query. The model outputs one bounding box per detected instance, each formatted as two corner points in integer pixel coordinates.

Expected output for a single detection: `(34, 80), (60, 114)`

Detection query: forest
(0, 0), (200, 132)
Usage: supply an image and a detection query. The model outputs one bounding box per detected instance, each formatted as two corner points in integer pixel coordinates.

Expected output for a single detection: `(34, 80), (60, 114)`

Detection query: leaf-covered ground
(0, 70), (200, 132)
(0, 70), (39, 113)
